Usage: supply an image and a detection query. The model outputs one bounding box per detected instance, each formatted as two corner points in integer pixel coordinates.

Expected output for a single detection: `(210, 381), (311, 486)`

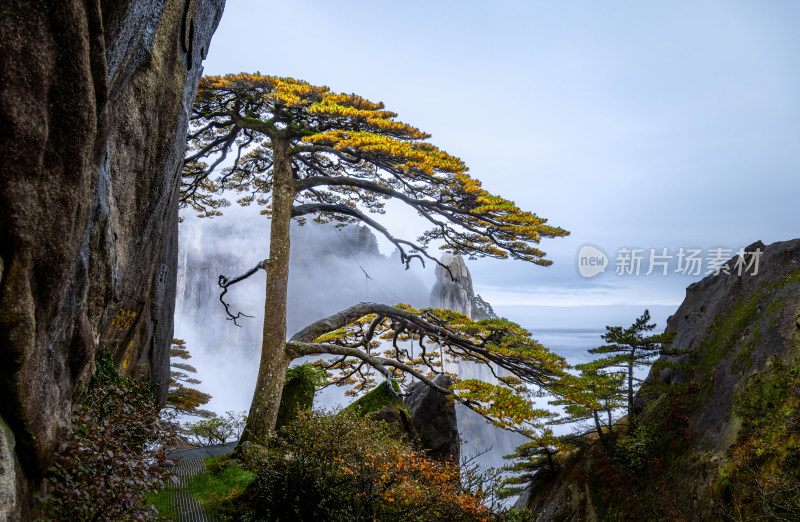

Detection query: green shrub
(34, 348), (180, 521)
(231, 410), (397, 521)
(223, 409), (495, 521)
(615, 424), (654, 473)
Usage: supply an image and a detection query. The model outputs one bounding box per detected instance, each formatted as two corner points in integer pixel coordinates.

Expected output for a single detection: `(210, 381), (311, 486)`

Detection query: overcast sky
(198, 1), (800, 332)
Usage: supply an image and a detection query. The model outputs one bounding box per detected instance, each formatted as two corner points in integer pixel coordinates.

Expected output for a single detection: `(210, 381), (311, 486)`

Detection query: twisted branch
(218, 259), (269, 326)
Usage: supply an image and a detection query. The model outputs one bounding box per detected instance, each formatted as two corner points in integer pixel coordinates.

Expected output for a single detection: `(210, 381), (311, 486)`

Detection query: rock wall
(640, 240), (800, 453)
(0, 1), (224, 518)
(525, 239), (800, 520)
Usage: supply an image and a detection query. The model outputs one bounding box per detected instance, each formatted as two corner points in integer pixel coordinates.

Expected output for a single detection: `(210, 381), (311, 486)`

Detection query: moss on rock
(344, 380), (402, 416)
(274, 364), (319, 431)
(343, 381), (415, 439)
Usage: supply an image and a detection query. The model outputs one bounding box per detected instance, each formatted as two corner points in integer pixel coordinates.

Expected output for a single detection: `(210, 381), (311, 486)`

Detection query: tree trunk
(594, 410), (610, 452)
(627, 353), (635, 427)
(239, 139), (295, 446)
(593, 410), (604, 441)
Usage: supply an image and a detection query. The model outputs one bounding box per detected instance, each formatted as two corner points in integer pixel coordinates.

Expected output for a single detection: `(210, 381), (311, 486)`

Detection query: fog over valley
(175, 212), (539, 469)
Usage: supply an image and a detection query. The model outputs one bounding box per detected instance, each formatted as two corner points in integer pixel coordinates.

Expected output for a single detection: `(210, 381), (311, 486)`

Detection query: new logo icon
(577, 245), (608, 278)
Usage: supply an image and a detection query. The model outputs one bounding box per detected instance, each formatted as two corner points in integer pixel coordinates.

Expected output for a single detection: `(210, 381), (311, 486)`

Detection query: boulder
(345, 381), (416, 439)
(404, 374), (460, 462)
(0, 0), (224, 518)
(275, 366), (317, 432)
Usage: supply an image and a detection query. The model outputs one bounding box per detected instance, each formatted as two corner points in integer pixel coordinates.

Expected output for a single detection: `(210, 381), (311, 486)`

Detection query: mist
(173, 208), (679, 482)
(175, 209), (544, 474)
(174, 211), (433, 413)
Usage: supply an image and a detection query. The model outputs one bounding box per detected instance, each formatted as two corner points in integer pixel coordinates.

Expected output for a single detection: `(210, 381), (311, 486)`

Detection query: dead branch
(218, 259), (269, 326)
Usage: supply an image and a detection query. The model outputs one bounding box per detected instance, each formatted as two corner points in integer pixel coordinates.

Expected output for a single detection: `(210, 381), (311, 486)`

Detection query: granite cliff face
(0, 1), (224, 518)
(524, 239), (800, 520)
(430, 254), (498, 321)
(431, 254), (475, 317)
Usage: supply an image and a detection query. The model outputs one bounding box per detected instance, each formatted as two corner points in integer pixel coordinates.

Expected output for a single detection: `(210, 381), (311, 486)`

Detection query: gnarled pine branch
(218, 259), (269, 326)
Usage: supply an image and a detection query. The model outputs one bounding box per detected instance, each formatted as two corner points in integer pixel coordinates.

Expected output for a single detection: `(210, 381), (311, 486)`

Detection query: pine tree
(549, 368), (625, 449)
(583, 310), (674, 426)
(167, 338), (213, 418)
(500, 423), (574, 498)
(182, 74), (569, 443)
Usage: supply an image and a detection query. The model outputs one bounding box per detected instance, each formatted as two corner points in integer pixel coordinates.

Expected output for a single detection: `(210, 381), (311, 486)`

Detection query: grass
(187, 455), (255, 508)
(146, 487), (173, 516)
(144, 455), (256, 519)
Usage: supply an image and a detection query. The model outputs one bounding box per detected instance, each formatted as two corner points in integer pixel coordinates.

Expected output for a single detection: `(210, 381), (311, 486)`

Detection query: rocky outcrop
(430, 254), (497, 320)
(525, 239), (800, 520)
(428, 255), (522, 469)
(345, 376), (462, 461)
(404, 374), (460, 462)
(471, 293), (499, 320)
(431, 254), (474, 317)
(0, 1), (224, 518)
(340, 224), (382, 257)
(640, 240), (799, 453)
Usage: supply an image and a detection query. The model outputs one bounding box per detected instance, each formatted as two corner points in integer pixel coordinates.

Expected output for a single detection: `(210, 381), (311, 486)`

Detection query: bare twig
(218, 259), (269, 326)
